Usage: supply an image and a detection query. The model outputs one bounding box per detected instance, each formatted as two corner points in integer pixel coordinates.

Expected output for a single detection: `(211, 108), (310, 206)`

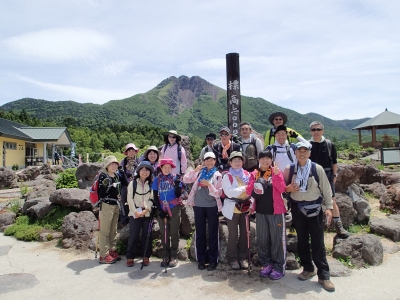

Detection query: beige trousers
(99, 202), (120, 257)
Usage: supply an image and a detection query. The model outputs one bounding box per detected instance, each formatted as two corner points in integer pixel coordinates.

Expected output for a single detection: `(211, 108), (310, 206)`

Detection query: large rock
(359, 165), (381, 184)
(25, 179), (56, 201)
(49, 188), (92, 211)
(332, 234), (383, 268)
(360, 182), (387, 199)
(379, 183), (400, 213)
(332, 193), (357, 228)
(353, 199), (371, 223)
(118, 224), (130, 245)
(177, 239), (189, 261)
(380, 172), (400, 186)
(27, 201), (55, 219)
(0, 168), (18, 189)
(286, 235), (298, 253)
(0, 211), (16, 227)
(22, 197), (49, 215)
(16, 166), (40, 182)
(335, 164), (365, 193)
(369, 216), (400, 242)
(346, 183), (366, 202)
(61, 211), (97, 249)
(180, 135), (192, 164)
(180, 205), (195, 238)
(75, 163), (103, 190)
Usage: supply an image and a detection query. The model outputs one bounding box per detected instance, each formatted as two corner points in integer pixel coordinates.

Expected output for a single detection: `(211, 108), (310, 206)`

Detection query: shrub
(116, 239), (127, 254)
(8, 198), (22, 214)
(35, 206), (75, 231)
(12, 164), (19, 170)
(55, 168), (78, 189)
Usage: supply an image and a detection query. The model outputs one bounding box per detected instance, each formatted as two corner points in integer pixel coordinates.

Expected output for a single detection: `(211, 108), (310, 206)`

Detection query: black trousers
(291, 203), (330, 280)
(193, 206), (219, 264)
(126, 216), (152, 259)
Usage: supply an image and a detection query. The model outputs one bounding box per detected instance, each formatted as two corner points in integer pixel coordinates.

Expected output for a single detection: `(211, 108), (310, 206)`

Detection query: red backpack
(89, 172), (102, 204)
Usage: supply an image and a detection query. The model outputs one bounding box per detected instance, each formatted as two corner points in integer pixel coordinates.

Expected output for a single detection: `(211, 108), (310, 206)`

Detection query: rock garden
(1, 158), (400, 279)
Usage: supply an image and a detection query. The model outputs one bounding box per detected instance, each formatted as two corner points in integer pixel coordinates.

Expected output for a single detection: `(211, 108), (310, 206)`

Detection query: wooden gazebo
(353, 109), (400, 148)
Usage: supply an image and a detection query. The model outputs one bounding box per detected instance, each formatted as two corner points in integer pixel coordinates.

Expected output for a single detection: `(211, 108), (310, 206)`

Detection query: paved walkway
(1, 234), (400, 300)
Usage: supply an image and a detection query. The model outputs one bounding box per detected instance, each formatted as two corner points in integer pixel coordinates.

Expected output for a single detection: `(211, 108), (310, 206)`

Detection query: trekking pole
(163, 218), (168, 274)
(141, 209), (156, 270)
(95, 216), (100, 258)
(245, 213), (252, 275)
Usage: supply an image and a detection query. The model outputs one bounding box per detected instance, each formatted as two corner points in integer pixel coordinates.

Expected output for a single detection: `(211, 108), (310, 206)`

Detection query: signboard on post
(226, 53), (241, 136)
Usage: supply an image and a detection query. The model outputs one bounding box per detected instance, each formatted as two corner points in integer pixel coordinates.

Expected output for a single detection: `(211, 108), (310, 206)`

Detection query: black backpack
(288, 162), (320, 189)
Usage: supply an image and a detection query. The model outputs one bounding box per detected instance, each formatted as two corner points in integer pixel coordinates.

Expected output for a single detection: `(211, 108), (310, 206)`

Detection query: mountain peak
(154, 75), (224, 115)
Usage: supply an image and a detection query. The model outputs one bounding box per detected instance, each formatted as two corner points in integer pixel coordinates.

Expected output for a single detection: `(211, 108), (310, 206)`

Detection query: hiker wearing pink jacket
(161, 130), (187, 176)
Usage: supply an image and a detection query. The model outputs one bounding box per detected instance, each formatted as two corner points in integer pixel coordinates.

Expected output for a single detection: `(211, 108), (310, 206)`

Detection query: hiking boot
(207, 263), (217, 271)
(230, 261), (241, 270)
(169, 258), (178, 268)
(239, 260), (249, 270)
(126, 259), (134, 267)
(318, 279), (335, 292)
(269, 270), (284, 280)
(335, 221), (350, 238)
(109, 250), (121, 261)
(143, 257), (150, 266)
(160, 259), (169, 268)
(260, 265), (273, 278)
(99, 254), (116, 264)
(198, 262), (206, 270)
(298, 270), (317, 281)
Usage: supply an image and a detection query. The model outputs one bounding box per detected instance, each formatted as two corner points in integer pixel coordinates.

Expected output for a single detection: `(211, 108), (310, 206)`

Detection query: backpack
(267, 143), (296, 163)
(163, 144), (182, 172)
(241, 135), (258, 170)
(131, 179), (152, 208)
(89, 172), (111, 205)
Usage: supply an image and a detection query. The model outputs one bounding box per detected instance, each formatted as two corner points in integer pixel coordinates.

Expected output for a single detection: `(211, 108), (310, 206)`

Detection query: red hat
(158, 157), (176, 169)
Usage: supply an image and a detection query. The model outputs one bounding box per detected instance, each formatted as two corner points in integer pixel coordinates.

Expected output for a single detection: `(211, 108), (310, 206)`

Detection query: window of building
(4, 142), (17, 150)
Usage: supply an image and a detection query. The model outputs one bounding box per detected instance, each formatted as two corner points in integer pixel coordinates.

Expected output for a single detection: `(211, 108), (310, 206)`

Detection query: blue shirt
(152, 176), (178, 208)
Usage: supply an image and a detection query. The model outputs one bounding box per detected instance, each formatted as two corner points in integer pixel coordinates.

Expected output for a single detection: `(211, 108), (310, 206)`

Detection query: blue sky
(1, 0), (399, 120)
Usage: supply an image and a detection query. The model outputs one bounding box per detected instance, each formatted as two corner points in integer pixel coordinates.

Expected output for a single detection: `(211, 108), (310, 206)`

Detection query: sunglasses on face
(311, 128), (323, 132)
(220, 134), (229, 137)
(274, 118), (283, 121)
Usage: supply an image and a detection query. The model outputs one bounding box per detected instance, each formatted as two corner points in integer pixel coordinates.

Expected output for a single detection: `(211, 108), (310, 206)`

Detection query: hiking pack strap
(163, 144), (182, 172)
(288, 162), (320, 191)
(269, 144), (295, 163)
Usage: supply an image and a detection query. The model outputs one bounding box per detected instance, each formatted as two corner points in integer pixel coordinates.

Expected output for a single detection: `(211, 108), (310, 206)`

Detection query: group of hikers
(95, 111), (346, 292)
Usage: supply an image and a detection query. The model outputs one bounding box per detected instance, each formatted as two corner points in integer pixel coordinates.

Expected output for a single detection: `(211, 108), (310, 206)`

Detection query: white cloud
(3, 28), (113, 62)
(100, 60), (132, 76)
(18, 76), (130, 103)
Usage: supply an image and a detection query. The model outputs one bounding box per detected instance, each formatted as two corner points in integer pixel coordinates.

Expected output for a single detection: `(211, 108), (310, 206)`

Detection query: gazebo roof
(353, 109), (400, 130)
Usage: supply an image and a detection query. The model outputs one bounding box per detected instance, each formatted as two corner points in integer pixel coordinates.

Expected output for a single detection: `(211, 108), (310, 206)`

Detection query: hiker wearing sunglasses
(264, 112), (302, 147)
(309, 121), (350, 239)
(212, 126), (241, 171)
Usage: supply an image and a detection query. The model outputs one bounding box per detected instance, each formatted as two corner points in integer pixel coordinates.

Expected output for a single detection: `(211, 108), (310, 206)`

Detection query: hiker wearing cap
(309, 121), (350, 239)
(152, 158), (183, 268)
(161, 130), (187, 176)
(198, 133), (217, 164)
(246, 150), (287, 280)
(212, 126), (241, 172)
(98, 155), (129, 264)
(283, 142), (335, 292)
(221, 151), (253, 270)
(119, 143), (140, 225)
(266, 125), (311, 173)
(183, 151), (222, 271)
(264, 112), (302, 147)
(238, 122), (263, 172)
(126, 161), (155, 267)
(142, 145), (162, 176)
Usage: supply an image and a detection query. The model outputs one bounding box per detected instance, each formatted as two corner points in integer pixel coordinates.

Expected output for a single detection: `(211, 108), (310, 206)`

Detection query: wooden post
(358, 130), (362, 146)
(226, 53), (241, 136)
(372, 126), (377, 146)
(86, 153), (89, 163)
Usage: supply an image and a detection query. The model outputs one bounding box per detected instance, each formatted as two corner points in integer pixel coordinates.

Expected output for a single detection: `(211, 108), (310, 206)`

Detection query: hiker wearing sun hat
(98, 155), (128, 264)
(183, 151), (222, 271)
(161, 130), (187, 176)
(139, 145), (162, 176)
(126, 161), (155, 267)
(152, 157), (183, 268)
(119, 143), (140, 225)
(264, 112), (302, 147)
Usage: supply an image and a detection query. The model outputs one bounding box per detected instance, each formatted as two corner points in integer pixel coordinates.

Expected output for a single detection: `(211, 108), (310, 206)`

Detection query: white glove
(254, 182), (264, 195)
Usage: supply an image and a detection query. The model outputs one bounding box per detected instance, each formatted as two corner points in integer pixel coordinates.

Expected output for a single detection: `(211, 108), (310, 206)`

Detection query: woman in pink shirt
(161, 130), (187, 176)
